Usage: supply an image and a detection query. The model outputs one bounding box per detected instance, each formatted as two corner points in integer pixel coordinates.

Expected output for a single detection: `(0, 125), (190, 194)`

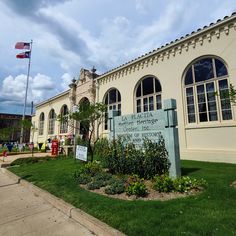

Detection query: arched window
(184, 57), (232, 124)
(79, 97), (90, 139)
(135, 76), (162, 113)
(48, 109), (56, 134)
(39, 112), (44, 135)
(104, 89), (121, 130)
(60, 105), (68, 133)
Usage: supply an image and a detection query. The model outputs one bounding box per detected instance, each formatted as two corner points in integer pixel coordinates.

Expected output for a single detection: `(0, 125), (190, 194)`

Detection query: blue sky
(0, 0), (235, 114)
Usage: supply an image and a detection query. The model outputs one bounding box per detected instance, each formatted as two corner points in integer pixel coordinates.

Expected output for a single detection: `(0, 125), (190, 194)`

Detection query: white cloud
(0, 73), (58, 107)
(61, 73), (73, 90)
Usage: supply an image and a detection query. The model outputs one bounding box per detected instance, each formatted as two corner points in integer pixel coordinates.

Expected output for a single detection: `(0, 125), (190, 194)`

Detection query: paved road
(0, 169), (95, 236)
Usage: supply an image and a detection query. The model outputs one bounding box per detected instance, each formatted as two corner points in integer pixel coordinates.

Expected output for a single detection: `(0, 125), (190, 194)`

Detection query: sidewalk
(0, 168), (124, 236)
(0, 152), (50, 167)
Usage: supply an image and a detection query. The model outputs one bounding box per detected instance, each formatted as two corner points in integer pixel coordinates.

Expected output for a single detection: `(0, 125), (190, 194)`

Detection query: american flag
(15, 42), (30, 50)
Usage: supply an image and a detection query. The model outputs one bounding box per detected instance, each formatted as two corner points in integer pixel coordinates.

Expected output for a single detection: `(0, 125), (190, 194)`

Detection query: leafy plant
(153, 175), (207, 193)
(87, 180), (105, 190)
(105, 180), (125, 195)
(125, 175), (148, 197)
(82, 161), (103, 176)
(102, 137), (170, 179)
(76, 174), (92, 185)
(153, 175), (174, 192)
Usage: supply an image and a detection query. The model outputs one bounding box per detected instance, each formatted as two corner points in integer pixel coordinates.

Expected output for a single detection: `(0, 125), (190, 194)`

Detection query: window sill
(185, 121), (236, 129)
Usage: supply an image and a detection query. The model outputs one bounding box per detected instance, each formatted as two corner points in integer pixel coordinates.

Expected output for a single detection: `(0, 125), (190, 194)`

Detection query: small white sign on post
(76, 145), (87, 161)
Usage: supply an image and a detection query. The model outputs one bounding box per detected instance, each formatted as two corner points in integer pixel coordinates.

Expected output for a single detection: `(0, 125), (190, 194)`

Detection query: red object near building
(51, 139), (59, 156)
(3, 150), (7, 157)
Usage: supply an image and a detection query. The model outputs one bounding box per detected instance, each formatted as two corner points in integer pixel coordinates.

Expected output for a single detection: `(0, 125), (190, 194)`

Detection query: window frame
(38, 112), (44, 136)
(48, 109), (56, 135)
(103, 88), (121, 130)
(135, 76), (162, 113)
(60, 105), (69, 134)
(183, 57), (233, 125)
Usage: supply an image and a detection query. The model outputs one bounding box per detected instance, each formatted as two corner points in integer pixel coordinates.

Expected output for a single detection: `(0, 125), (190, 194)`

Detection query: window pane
(209, 112), (218, 121)
(187, 105), (195, 114)
(118, 104), (121, 115)
(117, 91), (121, 102)
(143, 97), (148, 111)
(222, 110), (232, 120)
(188, 114), (196, 123)
(215, 59), (228, 77)
(155, 79), (162, 92)
(219, 79), (228, 90)
(136, 84), (141, 97)
(156, 95), (162, 109)
(197, 85), (204, 94)
(149, 97), (154, 111)
(109, 89), (116, 104)
(208, 102), (217, 111)
(136, 99), (141, 113)
(194, 58), (214, 82)
(186, 87), (193, 96)
(185, 67), (193, 85)
(221, 99), (231, 109)
(143, 77), (154, 96)
(198, 103), (206, 112)
(199, 112), (208, 122)
(187, 96), (194, 104)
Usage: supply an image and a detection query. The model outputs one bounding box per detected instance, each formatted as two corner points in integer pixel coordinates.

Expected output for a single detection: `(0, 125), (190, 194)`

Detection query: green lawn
(9, 158), (236, 236)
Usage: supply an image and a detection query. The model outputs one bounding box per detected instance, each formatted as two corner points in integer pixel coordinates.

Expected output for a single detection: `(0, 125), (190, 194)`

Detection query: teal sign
(108, 99), (181, 178)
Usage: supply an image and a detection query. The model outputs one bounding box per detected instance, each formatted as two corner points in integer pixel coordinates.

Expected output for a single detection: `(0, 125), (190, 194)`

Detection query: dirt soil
(231, 181), (236, 188)
(80, 180), (201, 201)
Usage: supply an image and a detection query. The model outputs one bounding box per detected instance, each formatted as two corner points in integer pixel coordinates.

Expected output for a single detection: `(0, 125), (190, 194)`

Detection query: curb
(0, 168), (125, 236)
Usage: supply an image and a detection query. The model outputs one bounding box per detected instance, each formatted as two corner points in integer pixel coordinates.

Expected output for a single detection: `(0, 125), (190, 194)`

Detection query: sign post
(75, 145), (88, 162)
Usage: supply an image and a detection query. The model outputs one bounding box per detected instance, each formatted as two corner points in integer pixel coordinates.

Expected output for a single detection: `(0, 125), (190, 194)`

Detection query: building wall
(31, 14), (236, 163)
(31, 91), (70, 144)
(97, 16), (236, 162)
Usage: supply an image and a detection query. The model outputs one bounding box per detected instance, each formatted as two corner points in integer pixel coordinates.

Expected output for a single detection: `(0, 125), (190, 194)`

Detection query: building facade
(31, 13), (236, 163)
(0, 113), (31, 143)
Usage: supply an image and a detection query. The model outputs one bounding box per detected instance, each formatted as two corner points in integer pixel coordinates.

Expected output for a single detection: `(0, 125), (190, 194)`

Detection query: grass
(9, 158), (236, 236)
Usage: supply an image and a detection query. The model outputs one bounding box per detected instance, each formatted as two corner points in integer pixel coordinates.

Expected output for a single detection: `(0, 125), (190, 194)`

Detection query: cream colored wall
(97, 19), (236, 162)
(31, 92), (70, 144)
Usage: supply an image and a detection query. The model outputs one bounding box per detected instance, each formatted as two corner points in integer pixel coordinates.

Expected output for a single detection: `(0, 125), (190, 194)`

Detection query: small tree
(70, 102), (107, 162)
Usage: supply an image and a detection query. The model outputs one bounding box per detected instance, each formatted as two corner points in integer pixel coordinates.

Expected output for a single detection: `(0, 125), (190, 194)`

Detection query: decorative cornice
(97, 12), (236, 85)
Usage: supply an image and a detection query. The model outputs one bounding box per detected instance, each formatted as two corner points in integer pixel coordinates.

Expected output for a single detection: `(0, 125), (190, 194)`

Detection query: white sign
(76, 145), (87, 161)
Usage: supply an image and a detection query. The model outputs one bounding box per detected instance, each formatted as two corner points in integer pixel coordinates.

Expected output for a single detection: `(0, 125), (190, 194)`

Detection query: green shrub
(93, 172), (112, 182)
(173, 176), (207, 193)
(153, 175), (174, 192)
(105, 180), (125, 195)
(101, 137), (170, 179)
(125, 175), (148, 197)
(77, 174), (92, 185)
(82, 161), (103, 177)
(153, 175), (207, 193)
(87, 180), (105, 190)
(94, 138), (110, 159)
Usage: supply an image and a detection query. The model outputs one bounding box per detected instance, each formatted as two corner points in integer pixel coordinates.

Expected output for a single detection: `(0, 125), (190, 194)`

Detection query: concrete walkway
(0, 167), (124, 236)
(0, 152), (50, 167)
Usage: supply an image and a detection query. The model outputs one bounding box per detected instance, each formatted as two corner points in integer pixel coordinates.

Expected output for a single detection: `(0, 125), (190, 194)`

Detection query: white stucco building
(32, 13), (236, 163)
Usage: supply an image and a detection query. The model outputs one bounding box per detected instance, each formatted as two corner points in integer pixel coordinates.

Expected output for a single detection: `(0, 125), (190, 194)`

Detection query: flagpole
(20, 40), (33, 144)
